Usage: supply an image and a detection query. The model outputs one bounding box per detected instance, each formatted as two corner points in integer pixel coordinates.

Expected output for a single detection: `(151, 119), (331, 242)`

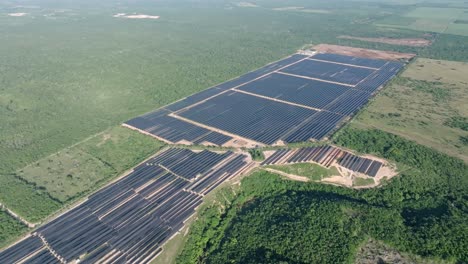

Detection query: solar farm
(0, 46), (407, 263)
(0, 144), (390, 264)
(0, 148), (252, 264)
(125, 51), (405, 147)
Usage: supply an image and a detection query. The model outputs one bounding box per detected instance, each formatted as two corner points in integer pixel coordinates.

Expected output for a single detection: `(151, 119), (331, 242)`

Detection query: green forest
(178, 128), (468, 263)
(0, 211), (27, 249)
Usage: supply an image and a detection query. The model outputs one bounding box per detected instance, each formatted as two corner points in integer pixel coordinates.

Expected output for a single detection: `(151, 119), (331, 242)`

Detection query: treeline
(177, 128), (468, 263)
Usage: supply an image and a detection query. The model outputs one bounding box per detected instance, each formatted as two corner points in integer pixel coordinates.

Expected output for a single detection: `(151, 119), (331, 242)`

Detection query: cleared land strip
(263, 168), (309, 182)
(276, 71), (355, 87)
(306, 58), (380, 70)
(0, 203), (36, 228)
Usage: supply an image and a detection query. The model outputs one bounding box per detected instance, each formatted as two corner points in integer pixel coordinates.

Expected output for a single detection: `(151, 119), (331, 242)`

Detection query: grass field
(354, 58), (468, 162)
(353, 177), (375, 187)
(10, 126), (164, 221)
(267, 163), (340, 181)
(376, 6), (468, 36)
(18, 149), (115, 202)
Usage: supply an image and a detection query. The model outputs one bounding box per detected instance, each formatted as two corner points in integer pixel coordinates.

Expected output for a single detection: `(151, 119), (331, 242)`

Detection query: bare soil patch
(321, 175), (353, 187)
(8, 13), (28, 17)
(264, 168), (310, 182)
(273, 7), (330, 14)
(113, 13), (160, 20)
(338, 35), (432, 47)
(313, 44), (416, 61)
(235, 2), (258, 8)
(355, 238), (446, 264)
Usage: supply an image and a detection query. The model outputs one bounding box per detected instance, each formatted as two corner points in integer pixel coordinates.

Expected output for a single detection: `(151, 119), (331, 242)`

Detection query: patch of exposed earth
(338, 35), (432, 47)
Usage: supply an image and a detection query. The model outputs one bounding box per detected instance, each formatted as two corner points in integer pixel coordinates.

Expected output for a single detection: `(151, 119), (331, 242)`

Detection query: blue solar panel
(124, 52), (405, 146)
(323, 89), (371, 116)
(280, 59), (375, 85)
(214, 54), (309, 90)
(283, 111), (346, 142)
(312, 53), (387, 68)
(237, 73), (350, 109)
(178, 91), (317, 145)
(165, 87), (224, 112)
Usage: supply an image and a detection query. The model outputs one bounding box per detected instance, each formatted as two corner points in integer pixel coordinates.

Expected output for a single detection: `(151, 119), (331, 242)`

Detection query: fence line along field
(125, 47), (409, 148)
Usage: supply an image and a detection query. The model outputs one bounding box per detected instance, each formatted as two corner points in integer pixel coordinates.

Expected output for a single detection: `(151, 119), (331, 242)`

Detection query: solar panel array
(261, 146), (383, 177)
(0, 148), (251, 264)
(337, 152), (383, 177)
(125, 52), (404, 146)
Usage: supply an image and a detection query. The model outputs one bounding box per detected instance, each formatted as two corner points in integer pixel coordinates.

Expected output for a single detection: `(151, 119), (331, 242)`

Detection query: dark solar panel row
(323, 89), (372, 116)
(262, 146), (342, 167)
(165, 87), (225, 112)
(338, 152), (383, 177)
(178, 91), (317, 145)
(125, 113), (212, 143)
(22, 249), (59, 264)
(155, 54), (309, 113)
(126, 109), (169, 130)
(162, 150), (232, 180)
(188, 154), (249, 194)
(261, 149), (290, 166)
(2, 149), (250, 264)
(214, 54), (309, 90)
(193, 131), (232, 145)
(280, 59), (375, 85)
(355, 61), (404, 93)
(237, 73), (350, 109)
(262, 146), (383, 177)
(0, 236), (44, 264)
(283, 111), (346, 142)
(311, 53), (387, 68)
(124, 53), (404, 146)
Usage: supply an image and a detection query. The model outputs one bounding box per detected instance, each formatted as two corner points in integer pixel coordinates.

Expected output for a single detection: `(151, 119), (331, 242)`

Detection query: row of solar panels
(124, 52), (403, 146)
(261, 146), (383, 177)
(0, 149), (251, 264)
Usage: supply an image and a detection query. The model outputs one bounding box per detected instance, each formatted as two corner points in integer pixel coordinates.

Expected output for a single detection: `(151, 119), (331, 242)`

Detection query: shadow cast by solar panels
(0, 148), (251, 264)
(124, 51), (405, 147)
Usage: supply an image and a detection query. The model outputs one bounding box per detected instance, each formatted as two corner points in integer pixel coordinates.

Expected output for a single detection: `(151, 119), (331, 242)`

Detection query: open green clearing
(5, 126), (164, 223)
(17, 126), (164, 203)
(267, 163), (340, 181)
(353, 177), (375, 187)
(354, 58), (468, 162)
(178, 128), (468, 263)
(376, 6), (468, 36)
